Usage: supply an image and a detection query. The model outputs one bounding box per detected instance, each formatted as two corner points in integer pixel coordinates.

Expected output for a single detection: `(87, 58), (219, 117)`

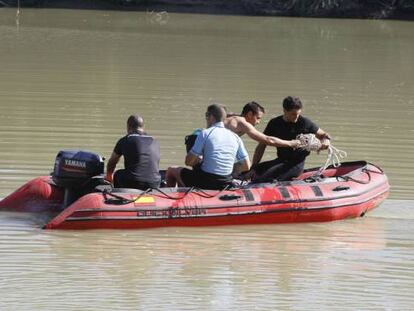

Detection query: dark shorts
(253, 158), (305, 182)
(180, 167), (232, 190)
(114, 169), (160, 190)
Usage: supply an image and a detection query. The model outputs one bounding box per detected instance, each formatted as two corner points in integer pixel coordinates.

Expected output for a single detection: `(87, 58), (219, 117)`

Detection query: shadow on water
(0, 210), (53, 230)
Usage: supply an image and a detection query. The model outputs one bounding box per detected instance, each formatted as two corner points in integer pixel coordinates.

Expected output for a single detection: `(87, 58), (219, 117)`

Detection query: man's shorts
(180, 167), (232, 190)
(114, 169), (160, 190)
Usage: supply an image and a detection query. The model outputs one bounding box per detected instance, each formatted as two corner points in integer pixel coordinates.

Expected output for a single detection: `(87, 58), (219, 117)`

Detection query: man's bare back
(224, 115), (249, 137)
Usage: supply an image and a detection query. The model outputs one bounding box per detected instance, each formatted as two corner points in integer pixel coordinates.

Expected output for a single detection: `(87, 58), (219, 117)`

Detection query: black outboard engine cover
(52, 150), (104, 189)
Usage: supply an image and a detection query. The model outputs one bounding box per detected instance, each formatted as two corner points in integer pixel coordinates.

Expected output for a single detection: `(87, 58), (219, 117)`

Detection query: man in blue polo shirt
(166, 104), (250, 190)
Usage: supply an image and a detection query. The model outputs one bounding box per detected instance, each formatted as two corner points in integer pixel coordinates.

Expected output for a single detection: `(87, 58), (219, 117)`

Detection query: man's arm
(233, 158), (251, 176)
(185, 152), (201, 167)
(252, 142), (267, 166)
(106, 152), (121, 182)
(315, 128), (330, 140)
(315, 128), (331, 150)
(240, 121), (299, 148)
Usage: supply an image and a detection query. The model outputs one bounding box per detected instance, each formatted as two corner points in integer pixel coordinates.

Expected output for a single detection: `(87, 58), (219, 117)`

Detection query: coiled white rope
(296, 133), (347, 176)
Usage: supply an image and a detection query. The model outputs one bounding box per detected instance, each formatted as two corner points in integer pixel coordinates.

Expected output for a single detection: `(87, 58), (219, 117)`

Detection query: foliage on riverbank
(242, 0), (414, 19)
(2, 0), (414, 19)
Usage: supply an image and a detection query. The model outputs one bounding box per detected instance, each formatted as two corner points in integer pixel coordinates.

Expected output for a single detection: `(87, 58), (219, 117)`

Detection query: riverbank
(1, 0), (414, 20)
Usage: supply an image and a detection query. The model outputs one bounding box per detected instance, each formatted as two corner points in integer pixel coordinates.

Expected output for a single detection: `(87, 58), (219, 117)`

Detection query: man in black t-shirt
(106, 115), (161, 190)
(251, 96), (331, 182)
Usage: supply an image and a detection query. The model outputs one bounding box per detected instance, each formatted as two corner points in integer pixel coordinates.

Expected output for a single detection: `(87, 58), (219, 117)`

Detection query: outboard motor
(52, 150), (104, 208)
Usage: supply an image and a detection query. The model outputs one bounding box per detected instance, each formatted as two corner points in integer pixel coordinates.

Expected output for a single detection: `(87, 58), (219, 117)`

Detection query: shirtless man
(224, 101), (300, 148)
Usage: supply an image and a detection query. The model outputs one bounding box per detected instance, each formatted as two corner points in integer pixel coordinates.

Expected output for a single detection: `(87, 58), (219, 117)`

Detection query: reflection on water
(0, 9), (414, 310)
(1, 203), (414, 310)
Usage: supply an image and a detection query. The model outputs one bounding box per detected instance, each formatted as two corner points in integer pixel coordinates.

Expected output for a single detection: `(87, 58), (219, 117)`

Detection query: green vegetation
(2, 0), (414, 19)
(242, 0), (414, 18)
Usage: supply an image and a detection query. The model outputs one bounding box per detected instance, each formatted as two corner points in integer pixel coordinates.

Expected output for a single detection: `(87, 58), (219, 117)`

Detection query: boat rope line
(151, 186), (195, 200)
(146, 185), (233, 200)
(336, 173), (370, 184)
(100, 184), (233, 205)
(98, 164), (383, 206)
(334, 163), (384, 185)
(64, 188), (390, 223)
(336, 169), (373, 184)
(365, 164), (385, 175)
(189, 185), (234, 198)
(71, 181), (389, 215)
(297, 133), (347, 176)
(102, 188), (152, 205)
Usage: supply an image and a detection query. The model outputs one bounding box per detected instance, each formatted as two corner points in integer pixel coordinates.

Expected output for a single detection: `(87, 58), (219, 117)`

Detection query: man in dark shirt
(251, 96), (331, 182)
(106, 115), (161, 190)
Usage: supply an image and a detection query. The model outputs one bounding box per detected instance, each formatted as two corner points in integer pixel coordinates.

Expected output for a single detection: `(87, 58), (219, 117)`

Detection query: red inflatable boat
(0, 150), (389, 230)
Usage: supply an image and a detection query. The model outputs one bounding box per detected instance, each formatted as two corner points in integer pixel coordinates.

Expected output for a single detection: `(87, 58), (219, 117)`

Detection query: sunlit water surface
(0, 9), (413, 310)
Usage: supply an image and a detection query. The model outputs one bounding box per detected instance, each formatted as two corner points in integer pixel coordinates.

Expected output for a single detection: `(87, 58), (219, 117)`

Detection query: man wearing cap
(106, 115), (161, 190)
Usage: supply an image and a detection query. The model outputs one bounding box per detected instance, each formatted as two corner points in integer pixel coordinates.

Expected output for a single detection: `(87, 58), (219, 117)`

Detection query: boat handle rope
(365, 164), (385, 174)
(102, 188), (152, 205)
(151, 186), (195, 200)
(151, 184), (233, 200)
(191, 185), (233, 198)
(101, 184), (234, 205)
(336, 170), (371, 184)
